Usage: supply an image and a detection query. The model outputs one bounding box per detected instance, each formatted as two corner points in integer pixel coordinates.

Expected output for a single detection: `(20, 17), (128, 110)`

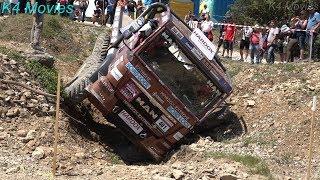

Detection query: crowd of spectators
(0, 0), (147, 25)
(185, 4), (320, 64)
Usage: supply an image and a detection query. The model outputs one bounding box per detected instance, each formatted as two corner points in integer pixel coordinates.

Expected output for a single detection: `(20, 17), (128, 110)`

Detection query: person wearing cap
(249, 25), (263, 64)
(278, 24), (292, 63)
(266, 20), (279, 64)
(306, 5), (320, 59)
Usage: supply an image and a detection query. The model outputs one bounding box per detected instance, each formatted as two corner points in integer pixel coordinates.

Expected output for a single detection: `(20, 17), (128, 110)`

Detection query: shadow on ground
(63, 102), (247, 165)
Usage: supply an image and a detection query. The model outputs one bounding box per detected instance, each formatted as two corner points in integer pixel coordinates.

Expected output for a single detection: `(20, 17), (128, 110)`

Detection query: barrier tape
(188, 21), (318, 33)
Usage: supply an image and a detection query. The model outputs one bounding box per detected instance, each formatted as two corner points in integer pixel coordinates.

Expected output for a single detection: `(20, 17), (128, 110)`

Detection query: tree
(228, 0), (320, 25)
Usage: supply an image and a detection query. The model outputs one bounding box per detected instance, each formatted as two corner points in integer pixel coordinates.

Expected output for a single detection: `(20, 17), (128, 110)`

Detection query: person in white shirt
(239, 22), (253, 61)
(267, 20), (279, 64)
(201, 14), (214, 41)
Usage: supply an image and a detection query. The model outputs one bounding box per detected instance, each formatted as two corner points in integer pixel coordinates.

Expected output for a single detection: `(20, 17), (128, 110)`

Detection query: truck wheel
(64, 33), (111, 104)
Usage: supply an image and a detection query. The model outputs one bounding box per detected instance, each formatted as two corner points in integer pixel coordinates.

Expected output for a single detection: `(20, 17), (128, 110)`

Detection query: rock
(0, 127), (4, 132)
(26, 103), (35, 108)
(6, 108), (20, 117)
(9, 60), (17, 65)
(0, 68), (4, 78)
(30, 99), (39, 104)
(32, 147), (45, 159)
(246, 100), (255, 107)
(81, 168), (93, 175)
(75, 152), (86, 159)
(220, 174), (239, 180)
(0, 132), (10, 140)
(96, 170), (103, 176)
(151, 174), (175, 180)
(17, 130), (28, 137)
(20, 95), (27, 103)
(5, 90), (15, 96)
(4, 96), (11, 102)
(20, 72), (29, 77)
(25, 53), (55, 68)
(25, 130), (37, 141)
(0, 107), (7, 115)
(23, 91), (32, 99)
(256, 89), (268, 94)
(171, 169), (184, 180)
(5, 166), (20, 174)
(3, 54), (9, 61)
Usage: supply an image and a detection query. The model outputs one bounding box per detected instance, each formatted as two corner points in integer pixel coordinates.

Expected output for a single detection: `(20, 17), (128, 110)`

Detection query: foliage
(206, 151), (272, 178)
(25, 60), (58, 94)
(229, 0), (320, 25)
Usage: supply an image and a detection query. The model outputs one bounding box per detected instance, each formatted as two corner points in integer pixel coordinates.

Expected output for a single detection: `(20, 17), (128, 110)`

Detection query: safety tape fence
(188, 21), (318, 33)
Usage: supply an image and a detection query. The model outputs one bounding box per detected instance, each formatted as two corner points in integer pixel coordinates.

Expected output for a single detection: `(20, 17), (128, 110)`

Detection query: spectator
(239, 22), (253, 61)
(0, 0), (4, 16)
(216, 20), (226, 55)
(10, 0), (19, 15)
(278, 24), (291, 63)
(200, 4), (209, 20)
(266, 20), (279, 64)
(250, 25), (263, 64)
(30, 0), (46, 52)
(57, 0), (68, 16)
(105, 0), (115, 24)
(184, 11), (193, 23)
(118, 0), (127, 8)
(222, 17), (236, 59)
(92, 4), (102, 25)
(306, 5), (320, 59)
(201, 14), (214, 41)
(136, 0), (144, 17)
(127, 0), (136, 19)
(73, 0), (81, 21)
(19, 0), (27, 13)
(260, 26), (269, 62)
(79, 0), (89, 22)
(286, 12), (307, 62)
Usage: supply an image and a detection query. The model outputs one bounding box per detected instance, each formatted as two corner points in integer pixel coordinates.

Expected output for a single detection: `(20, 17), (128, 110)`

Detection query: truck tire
(64, 33), (111, 103)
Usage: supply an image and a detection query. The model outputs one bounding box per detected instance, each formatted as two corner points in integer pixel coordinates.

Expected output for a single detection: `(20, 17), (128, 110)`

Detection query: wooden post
(306, 96), (317, 180)
(309, 32), (314, 62)
(52, 72), (61, 176)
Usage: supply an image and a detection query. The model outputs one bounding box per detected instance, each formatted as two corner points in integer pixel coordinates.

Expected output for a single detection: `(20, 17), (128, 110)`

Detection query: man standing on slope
(30, 0), (46, 52)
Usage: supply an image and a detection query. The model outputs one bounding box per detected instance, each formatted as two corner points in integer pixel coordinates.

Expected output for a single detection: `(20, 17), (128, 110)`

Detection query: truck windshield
(139, 30), (222, 118)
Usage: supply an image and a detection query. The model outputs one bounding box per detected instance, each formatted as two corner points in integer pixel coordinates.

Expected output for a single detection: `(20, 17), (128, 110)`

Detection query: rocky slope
(1, 47), (320, 179)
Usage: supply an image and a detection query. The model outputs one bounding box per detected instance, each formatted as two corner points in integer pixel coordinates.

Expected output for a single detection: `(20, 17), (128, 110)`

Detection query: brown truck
(65, 3), (233, 161)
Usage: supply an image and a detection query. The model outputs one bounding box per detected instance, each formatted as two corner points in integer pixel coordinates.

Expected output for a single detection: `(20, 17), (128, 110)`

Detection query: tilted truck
(64, 3), (233, 161)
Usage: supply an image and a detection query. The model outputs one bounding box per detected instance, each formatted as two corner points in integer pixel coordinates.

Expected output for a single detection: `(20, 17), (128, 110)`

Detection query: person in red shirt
(222, 17), (236, 59)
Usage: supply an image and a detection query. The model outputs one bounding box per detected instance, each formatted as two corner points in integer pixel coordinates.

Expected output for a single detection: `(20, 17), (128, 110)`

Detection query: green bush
(25, 60), (58, 94)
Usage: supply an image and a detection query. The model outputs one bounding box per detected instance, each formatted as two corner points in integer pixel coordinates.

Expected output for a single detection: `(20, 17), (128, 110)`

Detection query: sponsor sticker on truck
(190, 28), (217, 60)
(118, 110), (143, 134)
